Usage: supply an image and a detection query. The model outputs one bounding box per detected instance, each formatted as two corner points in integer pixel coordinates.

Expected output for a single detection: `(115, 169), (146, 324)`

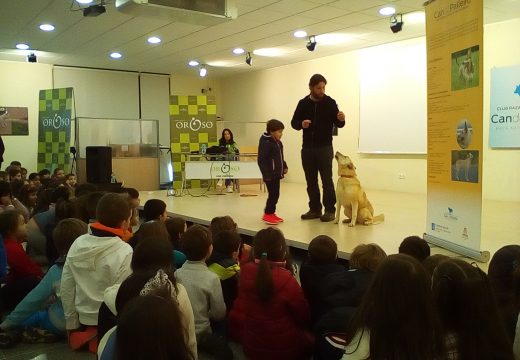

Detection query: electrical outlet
(398, 172), (406, 179)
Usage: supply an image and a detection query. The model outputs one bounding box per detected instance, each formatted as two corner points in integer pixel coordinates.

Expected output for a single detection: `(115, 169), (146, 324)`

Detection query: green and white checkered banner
(37, 88), (73, 172)
(169, 95), (217, 189)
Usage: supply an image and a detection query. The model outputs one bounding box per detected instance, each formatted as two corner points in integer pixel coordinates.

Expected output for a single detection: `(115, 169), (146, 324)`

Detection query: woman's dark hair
(345, 254), (445, 360)
(209, 215), (237, 237)
(219, 128), (235, 145)
(143, 199), (167, 221)
(164, 216), (186, 250)
(308, 235), (337, 264)
(398, 235), (430, 262)
(432, 258), (514, 359)
(181, 224), (212, 261)
(0, 209), (22, 237)
(132, 237), (174, 274)
(309, 73), (327, 87)
(349, 243), (387, 272)
(253, 227), (289, 303)
(17, 184), (38, 208)
(116, 291), (194, 360)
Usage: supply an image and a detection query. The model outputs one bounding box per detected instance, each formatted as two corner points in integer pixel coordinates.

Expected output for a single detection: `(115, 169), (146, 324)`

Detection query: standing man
(291, 74), (345, 222)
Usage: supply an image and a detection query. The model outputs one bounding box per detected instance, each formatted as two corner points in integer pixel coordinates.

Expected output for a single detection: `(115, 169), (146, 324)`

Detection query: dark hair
(9, 179), (24, 199)
(18, 184), (38, 208)
(0, 209), (22, 237)
(132, 237), (174, 273)
(308, 235), (337, 264)
(133, 221), (171, 249)
(349, 243), (387, 272)
(65, 173), (75, 181)
(28, 173), (39, 182)
(345, 254), (445, 360)
(116, 292), (193, 360)
(422, 254), (450, 277)
(212, 230), (242, 257)
(8, 167), (21, 179)
(165, 216), (186, 250)
(433, 259), (514, 359)
(52, 168), (64, 176)
(32, 188), (53, 215)
(309, 73), (327, 87)
(0, 180), (12, 197)
(74, 183), (98, 197)
(20, 167), (27, 175)
(85, 191), (106, 221)
(181, 224), (212, 261)
(96, 193), (131, 228)
(398, 235), (431, 262)
(53, 218), (87, 256)
(55, 198), (77, 222)
(10, 161), (21, 167)
(266, 119), (284, 133)
(38, 169), (51, 177)
(209, 216), (237, 237)
(123, 187), (139, 199)
(219, 128), (235, 145)
(0, 171), (8, 182)
(253, 227), (289, 303)
(143, 199), (167, 221)
(51, 186), (71, 203)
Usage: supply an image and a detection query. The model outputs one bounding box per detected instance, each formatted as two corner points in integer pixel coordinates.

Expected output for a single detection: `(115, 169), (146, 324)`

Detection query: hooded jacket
(257, 133), (288, 181)
(60, 227), (132, 329)
(291, 94), (345, 148)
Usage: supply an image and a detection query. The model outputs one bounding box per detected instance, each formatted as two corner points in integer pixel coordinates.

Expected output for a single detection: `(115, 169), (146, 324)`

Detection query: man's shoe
(262, 214), (280, 225)
(320, 212), (336, 222)
(301, 210), (322, 220)
(273, 214), (284, 222)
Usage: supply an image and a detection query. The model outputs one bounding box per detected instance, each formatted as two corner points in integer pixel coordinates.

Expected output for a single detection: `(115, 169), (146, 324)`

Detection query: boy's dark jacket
(257, 133), (288, 181)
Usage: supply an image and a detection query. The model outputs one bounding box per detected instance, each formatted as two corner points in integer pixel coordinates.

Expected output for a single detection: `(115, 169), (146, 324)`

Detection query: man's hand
(337, 111), (345, 122)
(302, 119), (312, 129)
(283, 168), (288, 175)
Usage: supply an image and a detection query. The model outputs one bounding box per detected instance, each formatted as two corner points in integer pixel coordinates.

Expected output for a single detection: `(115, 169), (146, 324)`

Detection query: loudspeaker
(86, 146), (112, 183)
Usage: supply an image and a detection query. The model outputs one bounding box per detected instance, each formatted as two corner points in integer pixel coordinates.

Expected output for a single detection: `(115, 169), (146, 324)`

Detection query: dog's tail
(372, 214), (385, 224)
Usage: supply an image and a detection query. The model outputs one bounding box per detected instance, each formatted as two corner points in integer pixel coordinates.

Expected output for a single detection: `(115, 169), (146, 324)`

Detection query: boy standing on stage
(258, 119), (288, 225)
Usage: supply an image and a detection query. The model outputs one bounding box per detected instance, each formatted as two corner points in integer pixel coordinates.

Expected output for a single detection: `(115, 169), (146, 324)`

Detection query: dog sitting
(457, 49), (475, 86)
(334, 152), (384, 226)
(455, 152), (473, 181)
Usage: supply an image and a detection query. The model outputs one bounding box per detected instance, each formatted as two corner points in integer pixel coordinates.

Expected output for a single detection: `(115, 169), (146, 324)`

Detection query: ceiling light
(294, 30), (307, 38)
(232, 47), (245, 55)
(245, 52), (252, 66)
(83, 4), (106, 16)
(147, 36), (161, 44)
(16, 43), (30, 50)
(390, 14), (404, 33)
(188, 60), (199, 67)
(199, 65), (207, 77)
(379, 6), (396, 16)
(110, 52), (122, 59)
(39, 24), (55, 32)
(306, 36), (317, 52)
(76, 0), (93, 3)
(27, 53), (37, 63)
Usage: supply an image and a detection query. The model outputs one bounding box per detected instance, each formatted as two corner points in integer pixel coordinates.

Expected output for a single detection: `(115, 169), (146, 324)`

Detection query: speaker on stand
(86, 146), (112, 184)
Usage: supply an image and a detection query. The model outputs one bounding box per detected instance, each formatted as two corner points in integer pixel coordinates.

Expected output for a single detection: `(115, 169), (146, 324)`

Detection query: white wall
(0, 61), (53, 172)
(219, 18), (520, 201)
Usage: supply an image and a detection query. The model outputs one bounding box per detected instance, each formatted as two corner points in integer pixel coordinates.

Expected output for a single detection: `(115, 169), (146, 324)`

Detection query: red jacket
(228, 261), (313, 360)
(3, 238), (43, 283)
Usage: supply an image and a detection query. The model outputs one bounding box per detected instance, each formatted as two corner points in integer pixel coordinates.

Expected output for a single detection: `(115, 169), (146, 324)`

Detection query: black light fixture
(306, 35), (317, 52)
(390, 14), (404, 33)
(27, 53), (37, 63)
(245, 52), (252, 66)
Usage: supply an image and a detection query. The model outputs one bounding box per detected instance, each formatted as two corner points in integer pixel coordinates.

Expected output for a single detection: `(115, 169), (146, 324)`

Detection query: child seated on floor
(175, 224), (232, 360)
(398, 235), (430, 262)
(165, 216), (188, 269)
(61, 193), (133, 352)
(207, 229), (242, 311)
(210, 215), (251, 264)
(300, 235), (346, 324)
(0, 219), (87, 346)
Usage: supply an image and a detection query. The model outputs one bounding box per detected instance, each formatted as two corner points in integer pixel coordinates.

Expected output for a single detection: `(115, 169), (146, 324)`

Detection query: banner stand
(424, 233), (490, 262)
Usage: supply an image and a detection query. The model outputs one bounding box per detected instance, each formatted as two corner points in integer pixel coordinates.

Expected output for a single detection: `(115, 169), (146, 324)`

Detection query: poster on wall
(424, 0), (487, 260)
(489, 65), (520, 148)
(37, 88), (73, 172)
(0, 107), (29, 135)
(169, 95), (217, 189)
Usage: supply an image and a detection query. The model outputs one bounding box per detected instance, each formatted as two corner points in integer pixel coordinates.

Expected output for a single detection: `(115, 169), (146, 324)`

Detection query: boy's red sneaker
(262, 214), (280, 225)
(272, 214), (284, 222)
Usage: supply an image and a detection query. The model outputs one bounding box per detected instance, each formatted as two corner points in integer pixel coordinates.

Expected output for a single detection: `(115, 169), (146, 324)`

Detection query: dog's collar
(340, 175), (355, 178)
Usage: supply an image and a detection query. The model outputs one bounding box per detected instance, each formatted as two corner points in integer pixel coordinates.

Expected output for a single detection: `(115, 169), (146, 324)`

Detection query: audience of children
(175, 224), (232, 360)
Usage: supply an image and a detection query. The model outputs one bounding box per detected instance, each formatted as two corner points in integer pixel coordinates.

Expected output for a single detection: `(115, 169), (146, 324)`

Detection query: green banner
(37, 88), (73, 172)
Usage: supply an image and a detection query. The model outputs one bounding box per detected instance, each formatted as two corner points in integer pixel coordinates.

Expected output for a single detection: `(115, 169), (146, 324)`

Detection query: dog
(456, 120), (472, 149)
(457, 49), (475, 86)
(455, 152), (473, 181)
(334, 152), (384, 226)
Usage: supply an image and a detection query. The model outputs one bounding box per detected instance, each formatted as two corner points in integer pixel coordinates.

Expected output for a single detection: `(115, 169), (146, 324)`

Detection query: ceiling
(0, 0), (519, 78)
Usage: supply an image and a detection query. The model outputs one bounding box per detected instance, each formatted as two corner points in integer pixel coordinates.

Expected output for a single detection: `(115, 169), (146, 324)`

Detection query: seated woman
(218, 128), (239, 193)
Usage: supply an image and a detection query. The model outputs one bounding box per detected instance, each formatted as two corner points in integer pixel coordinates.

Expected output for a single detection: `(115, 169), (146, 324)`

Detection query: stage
(139, 183), (520, 268)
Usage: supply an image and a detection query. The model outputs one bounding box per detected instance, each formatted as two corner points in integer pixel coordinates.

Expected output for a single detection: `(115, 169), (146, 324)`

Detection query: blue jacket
(0, 234), (7, 281)
(257, 133), (288, 181)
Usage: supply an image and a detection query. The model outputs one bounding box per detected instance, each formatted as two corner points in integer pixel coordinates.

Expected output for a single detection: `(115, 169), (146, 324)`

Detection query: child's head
(266, 119), (284, 141)
(0, 181), (12, 205)
(123, 187), (140, 208)
(18, 184), (38, 208)
(181, 224), (212, 261)
(164, 216), (187, 249)
(138, 221), (170, 244)
(398, 235), (431, 262)
(64, 173), (77, 187)
(209, 215), (237, 237)
(20, 167), (27, 180)
(212, 230), (242, 260)
(422, 254), (450, 277)
(488, 245), (520, 296)
(0, 171), (8, 182)
(308, 235), (337, 264)
(349, 243), (387, 272)
(53, 218), (88, 256)
(0, 209), (26, 241)
(38, 168), (51, 179)
(132, 237), (174, 273)
(10, 161), (22, 167)
(8, 167), (22, 182)
(143, 199), (167, 222)
(96, 193), (131, 229)
(52, 168), (65, 179)
(74, 183), (98, 198)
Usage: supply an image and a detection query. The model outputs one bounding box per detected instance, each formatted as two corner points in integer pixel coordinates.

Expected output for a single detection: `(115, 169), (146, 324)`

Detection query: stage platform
(139, 183), (520, 268)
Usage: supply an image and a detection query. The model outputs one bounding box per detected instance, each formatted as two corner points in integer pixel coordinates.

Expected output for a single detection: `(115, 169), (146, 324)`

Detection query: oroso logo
(42, 113), (70, 130)
(175, 117), (214, 131)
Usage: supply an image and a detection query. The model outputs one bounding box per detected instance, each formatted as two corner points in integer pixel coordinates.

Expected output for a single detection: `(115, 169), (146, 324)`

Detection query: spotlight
(27, 53), (37, 63)
(199, 65), (207, 77)
(245, 52), (252, 66)
(390, 14), (404, 33)
(83, 4), (106, 17)
(306, 35), (317, 52)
